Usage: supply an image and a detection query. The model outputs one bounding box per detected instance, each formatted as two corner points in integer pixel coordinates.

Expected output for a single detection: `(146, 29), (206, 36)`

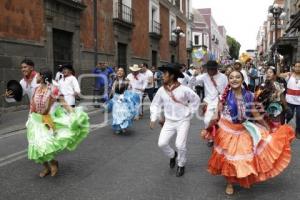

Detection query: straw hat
(129, 64), (141, 72)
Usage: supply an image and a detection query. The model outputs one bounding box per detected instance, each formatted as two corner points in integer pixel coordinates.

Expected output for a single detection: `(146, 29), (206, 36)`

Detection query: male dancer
(189, 60), (228, 146)
(5, 59), (39, 102)
(150, 63), (200, 177)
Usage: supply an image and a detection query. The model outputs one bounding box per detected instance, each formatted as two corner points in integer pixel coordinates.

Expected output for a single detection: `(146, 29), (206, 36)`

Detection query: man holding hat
(5, 59), (39, 103)
(127, 64), (147, 118)
(58, 64), (81, 107)
(150, 63), (200, 177)
(189, 60), (228, 146)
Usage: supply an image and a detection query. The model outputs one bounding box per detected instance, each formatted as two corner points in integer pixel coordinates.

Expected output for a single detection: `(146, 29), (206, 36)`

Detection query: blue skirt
(107, 90), (140, 130)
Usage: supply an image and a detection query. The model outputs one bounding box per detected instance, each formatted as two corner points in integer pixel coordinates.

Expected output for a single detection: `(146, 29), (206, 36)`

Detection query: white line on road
(0, 119), (111, 168)
(0, 149), (27, 163)
(0, 154), (27, 168)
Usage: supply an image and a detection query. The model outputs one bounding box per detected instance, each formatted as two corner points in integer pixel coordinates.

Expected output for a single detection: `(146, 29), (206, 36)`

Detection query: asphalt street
(0, 109), (300, 200)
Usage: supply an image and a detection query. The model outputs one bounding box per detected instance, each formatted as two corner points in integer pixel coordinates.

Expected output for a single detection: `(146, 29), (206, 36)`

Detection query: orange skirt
(208, 118), (295, 188)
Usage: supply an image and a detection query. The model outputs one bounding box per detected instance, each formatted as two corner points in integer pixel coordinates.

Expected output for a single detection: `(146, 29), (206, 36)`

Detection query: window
(169, 13), (176, 40)
(194, 35), (199, 45)
(149, 0), (160, 33)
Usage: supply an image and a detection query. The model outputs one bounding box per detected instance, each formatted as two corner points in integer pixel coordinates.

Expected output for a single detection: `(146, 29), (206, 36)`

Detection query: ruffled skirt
(107, 91), (140, 131)
(26, 106), (90, 163)
(208, 118), (295, 188)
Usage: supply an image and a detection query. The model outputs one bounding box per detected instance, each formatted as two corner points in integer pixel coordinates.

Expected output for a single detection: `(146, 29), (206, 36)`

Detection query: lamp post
(172, 26), (185, 63)
(268, 3), (286, 72)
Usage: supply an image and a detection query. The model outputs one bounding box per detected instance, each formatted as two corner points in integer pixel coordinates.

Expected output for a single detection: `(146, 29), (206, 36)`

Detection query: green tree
(226, 35), (241, 59)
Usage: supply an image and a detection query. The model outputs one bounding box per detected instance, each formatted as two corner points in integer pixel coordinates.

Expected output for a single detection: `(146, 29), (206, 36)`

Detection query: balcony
(149, 20), (162, 39)
(113, 2), (134, 29)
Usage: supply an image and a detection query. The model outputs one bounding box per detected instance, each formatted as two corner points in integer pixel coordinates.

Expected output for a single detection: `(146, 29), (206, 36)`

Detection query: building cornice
(159, 0), (188, 24)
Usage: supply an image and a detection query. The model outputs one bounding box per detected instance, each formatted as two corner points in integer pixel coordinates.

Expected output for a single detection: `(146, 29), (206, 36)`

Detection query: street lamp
(172, 26), (185, 63)
(268, 3), (286, 71)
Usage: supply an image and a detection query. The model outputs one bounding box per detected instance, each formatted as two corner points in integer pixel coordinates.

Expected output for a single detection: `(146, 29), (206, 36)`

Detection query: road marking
(0, 109), (103, 140)
(0, 130), (25, 140)
(0, 149), (27, 163)
(0, 119), (111, 168)
(0, 154), (27, 168)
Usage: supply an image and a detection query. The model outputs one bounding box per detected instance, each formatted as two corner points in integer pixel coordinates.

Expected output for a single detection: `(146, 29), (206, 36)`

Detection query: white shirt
(127, 73), (147, 94)
(150, 85), (200, 121)
(241, 69), (249, 85)
(58, 75), (81, 106)
(142, 69), (154, 89)
(20, 74), (39, 101)
(178, 72), (191, 86)
(286, 75), (300, 105)
(189, 72), (228, 105)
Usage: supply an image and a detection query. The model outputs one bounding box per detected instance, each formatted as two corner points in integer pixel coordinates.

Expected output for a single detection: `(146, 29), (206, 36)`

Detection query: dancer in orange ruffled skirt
(206, 70), (295, 195)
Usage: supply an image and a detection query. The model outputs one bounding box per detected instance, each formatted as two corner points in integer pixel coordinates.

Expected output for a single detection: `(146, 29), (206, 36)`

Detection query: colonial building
(192, 8), (229, 60)
(0, 0), (192, 109)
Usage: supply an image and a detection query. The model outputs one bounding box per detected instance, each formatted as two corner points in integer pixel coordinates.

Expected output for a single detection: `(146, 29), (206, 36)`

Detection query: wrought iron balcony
(149, 20), (162, 39)
(113, 2), (134, 28)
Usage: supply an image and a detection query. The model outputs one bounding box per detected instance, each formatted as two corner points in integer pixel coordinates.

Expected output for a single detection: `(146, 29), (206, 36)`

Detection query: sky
(192, 0), (274, 53)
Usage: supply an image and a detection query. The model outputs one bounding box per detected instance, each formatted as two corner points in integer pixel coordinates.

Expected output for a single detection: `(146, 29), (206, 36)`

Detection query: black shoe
(207, 140), (214, 147)
(176, 166), (185, 177)
(169, 151), (177, 169)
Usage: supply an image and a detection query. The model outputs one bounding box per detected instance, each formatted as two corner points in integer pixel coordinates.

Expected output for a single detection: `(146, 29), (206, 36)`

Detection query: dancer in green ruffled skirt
(26, 69), (89, 177)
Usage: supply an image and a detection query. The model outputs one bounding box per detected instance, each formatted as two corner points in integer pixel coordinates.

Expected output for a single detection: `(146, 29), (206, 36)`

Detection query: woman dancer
(107, 67), (140, 134)
(255, 66), (289, 131)
(27, 69), (89, 177)
(207, 70), (294, 195)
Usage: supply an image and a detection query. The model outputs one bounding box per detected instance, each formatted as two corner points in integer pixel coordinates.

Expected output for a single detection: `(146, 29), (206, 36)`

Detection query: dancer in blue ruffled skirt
(107, 68), (140, 134)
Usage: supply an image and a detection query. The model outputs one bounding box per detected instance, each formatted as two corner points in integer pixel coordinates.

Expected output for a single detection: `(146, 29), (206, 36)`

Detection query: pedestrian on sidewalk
(206, 70), (294, 195)
(127, 64), (147, 120)
(26, 69), (89, 177)
(189, 60), (228, 147)
(58, 64), (81, 107)
(106, 67), (140, 134)
(150, 63), (200, 177)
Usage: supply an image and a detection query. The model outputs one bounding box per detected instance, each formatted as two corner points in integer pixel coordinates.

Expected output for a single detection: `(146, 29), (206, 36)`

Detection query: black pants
(141, 88), (154, 115)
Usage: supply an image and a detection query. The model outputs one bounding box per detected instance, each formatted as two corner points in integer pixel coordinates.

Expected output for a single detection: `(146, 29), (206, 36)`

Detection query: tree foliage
(226, 35), (241, 59)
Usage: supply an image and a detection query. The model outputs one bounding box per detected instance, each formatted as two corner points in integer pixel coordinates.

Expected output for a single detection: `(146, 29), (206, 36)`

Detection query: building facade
(0, 0), (191, 109)
(192, 8), (229, 61)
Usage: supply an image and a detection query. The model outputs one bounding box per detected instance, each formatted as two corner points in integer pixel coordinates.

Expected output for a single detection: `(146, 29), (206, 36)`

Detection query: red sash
(287, 89), (300, 96)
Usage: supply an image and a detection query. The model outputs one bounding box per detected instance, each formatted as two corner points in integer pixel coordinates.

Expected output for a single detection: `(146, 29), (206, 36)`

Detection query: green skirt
(26, 106), (90, 164)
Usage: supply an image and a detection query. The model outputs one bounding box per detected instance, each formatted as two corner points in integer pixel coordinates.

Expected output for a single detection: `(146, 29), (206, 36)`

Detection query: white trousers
(204, 103), (218, 129)
(158, 119), (191, 167)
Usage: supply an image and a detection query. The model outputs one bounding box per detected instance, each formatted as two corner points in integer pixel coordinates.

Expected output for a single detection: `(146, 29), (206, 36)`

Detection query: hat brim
(158, 66), (184, 78)
(129, 67), (141, 72)
(7, 80), (23, 102)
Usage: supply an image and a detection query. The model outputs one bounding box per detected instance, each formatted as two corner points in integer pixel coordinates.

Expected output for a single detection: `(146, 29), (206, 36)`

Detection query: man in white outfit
(189, 60), (228, 146)
(127, 64), (147, 118)
(150, 63), (200, 177)
(58, 64), (81, 107)
(5, 59), (39, 103)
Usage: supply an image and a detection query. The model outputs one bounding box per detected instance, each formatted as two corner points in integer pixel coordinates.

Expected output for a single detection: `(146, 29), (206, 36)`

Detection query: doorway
(118, 43), (127, 71)
(53, 29), (73, 74)
(152, 50), (157, 67)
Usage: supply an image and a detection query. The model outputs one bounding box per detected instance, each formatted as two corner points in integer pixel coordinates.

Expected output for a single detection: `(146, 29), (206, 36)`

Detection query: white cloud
(192, 0), (274, 53)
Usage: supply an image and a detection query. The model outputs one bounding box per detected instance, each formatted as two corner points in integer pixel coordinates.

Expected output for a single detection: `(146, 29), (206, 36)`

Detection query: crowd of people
(4, 57), (300, 196)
